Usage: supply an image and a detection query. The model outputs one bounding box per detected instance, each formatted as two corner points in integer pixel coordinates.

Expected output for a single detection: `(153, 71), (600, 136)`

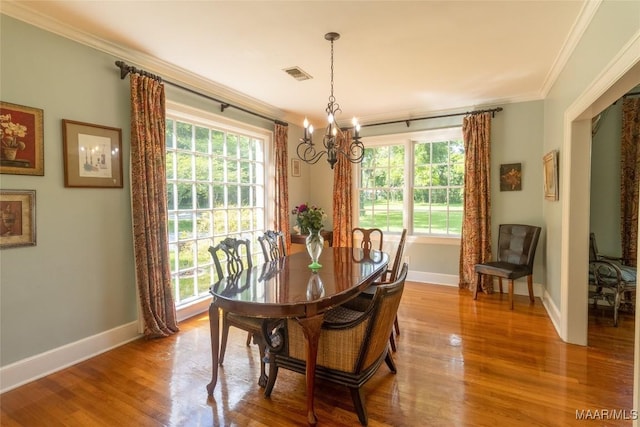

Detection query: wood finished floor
(0, 282), (635, 427)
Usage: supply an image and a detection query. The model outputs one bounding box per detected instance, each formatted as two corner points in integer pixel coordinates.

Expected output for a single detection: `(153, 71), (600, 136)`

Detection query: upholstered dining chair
(264, 263), (408, 426)
(258, 230), (287, 262)
(209, 237), (270, 387)
(588, 233), (636, 326)
(474, 224), (541, 310)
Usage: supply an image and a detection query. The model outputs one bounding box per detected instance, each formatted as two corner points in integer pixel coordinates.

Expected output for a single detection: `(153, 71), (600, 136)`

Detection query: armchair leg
(389, 331), (397, 352)
(349, 387), (368, 426)
(384, 350), (397, 373)
(498, 277), (503, 294)
(508, 280), (514, 310)
(264, 359), (279, 397)
(394, 316), (400, 336)
(246, 331), (252, 346)
(527, 274), (535, 303)
(474, 273), (481, 300)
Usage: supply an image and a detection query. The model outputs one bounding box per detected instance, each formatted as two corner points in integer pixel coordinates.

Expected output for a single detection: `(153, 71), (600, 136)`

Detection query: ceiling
(4, 1), (590, 126)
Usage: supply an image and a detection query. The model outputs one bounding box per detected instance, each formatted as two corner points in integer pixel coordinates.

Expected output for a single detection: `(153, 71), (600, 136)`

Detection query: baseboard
(0, 321), (140, 394)
(407, 270), (460, 286)
(541, 288), (562, 338)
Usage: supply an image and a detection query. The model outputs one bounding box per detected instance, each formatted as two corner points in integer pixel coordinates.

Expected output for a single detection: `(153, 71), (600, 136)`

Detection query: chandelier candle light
(297, 32), (365, 169)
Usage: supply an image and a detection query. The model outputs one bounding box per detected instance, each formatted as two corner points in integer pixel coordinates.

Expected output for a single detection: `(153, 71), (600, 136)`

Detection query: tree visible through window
(356, 127), (464, 236)
(166, 114), (267, 307)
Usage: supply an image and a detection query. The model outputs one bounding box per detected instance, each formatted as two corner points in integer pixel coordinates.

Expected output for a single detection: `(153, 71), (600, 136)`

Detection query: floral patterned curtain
(274, 123), (291, 253)
(459, 112), (492, 291)
(620, 97), (640, 266)
(130, 73), (178, 337)
(332, 132), (353, 247)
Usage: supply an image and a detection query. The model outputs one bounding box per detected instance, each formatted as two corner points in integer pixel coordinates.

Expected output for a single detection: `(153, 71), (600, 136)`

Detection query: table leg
(296, 314), (324, 426)
(206, 302), (220, 396)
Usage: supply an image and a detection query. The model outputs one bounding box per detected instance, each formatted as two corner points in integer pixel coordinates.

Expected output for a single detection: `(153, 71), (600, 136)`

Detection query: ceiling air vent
(283, 66), (312, 81)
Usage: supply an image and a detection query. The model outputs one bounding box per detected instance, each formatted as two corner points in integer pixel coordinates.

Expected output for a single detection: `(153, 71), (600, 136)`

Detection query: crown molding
(1, 1), (286, 122)
(539, 0), (602, 98)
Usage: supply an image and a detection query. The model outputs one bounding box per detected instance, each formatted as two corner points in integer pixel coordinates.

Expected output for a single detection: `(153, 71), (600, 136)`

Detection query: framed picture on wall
(0, 101), (44, 176)
(500, 163), (522, 191)
(62, 120), (123, 188)
(291, 158), (301, 177)
(543, 150), (559, 201)
(0, 190), (36, 249)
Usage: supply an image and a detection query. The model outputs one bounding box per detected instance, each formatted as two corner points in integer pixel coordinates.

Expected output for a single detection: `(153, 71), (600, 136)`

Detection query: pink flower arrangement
(292, 203), (325, 234)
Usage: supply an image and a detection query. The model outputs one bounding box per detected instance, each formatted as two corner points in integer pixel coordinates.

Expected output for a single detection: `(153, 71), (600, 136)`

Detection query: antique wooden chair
(474, 224), (541, 309)
(588, 233), (636, 326)
(264, 264), (408, 426)
(350, 229), (407, 351)
(258, 230), (287, 262)
(351, 227), (384, 252)
(209, 237), (270, 387)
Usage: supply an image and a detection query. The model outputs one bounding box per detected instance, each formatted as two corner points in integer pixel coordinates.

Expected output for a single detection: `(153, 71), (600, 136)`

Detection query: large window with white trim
(166, 110), (269, 307)
(357, 127), (464, 237)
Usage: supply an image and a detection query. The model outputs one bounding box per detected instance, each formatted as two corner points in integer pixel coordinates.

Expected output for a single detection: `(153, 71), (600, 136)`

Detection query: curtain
(332, 133), (353, 247)
(620, 97), (640, 266)
(130, 73), (178, 338)
(274, 123), (291, 253)
(459, 112), (492, 291)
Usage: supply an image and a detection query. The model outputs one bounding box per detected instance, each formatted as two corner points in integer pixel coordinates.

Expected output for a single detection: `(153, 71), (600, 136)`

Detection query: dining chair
(474, 224), (542, 310)
(209, 237), (270, 387)
(588, 232), (636, 326)
(264, 263), (408, 426)
(258, 230), (287, 262)
(350, 229), (407, 351)
(351, 227), (384, 252)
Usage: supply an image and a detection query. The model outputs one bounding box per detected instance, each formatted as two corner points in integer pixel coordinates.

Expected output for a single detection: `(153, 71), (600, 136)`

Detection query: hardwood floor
(1, 282), (635, 426)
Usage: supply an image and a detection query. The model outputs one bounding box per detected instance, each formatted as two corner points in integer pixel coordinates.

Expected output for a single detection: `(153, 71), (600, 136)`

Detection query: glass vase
(305, 229), (324, 269)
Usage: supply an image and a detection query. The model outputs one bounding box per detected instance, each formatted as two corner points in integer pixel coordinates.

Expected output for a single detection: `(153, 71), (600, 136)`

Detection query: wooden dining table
(206, 247), (389, 426)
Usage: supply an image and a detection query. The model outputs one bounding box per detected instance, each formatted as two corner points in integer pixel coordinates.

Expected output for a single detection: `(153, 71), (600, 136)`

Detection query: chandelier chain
(297, 32), (364, 169)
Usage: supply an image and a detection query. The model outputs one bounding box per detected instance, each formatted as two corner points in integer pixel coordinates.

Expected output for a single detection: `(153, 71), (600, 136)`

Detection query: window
(356, 127), (464, 237)
(166, 108), (269, 308)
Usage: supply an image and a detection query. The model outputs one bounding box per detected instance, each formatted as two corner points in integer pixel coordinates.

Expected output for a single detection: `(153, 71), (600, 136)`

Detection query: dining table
(206, 246), (389, 426)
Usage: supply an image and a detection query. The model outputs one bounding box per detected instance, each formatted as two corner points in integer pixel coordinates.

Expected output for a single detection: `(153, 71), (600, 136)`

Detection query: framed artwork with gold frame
(543, 150), (559, 201)
(0, 101), (44, 176)
(0, 190), (36, 249)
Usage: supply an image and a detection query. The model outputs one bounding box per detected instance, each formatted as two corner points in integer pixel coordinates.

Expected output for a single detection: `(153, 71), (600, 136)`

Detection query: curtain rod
(361, 107), (503, 128)
(115, 61), (288, 126)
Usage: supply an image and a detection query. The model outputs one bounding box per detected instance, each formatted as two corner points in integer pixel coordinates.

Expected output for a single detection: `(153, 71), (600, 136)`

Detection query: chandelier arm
(333, 141), (365, 164)
(297, 141), (326, 164)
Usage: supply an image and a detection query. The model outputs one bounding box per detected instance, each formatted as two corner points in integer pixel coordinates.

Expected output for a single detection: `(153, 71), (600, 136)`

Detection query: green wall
(543, 0), (640, 308)
(0, 15), (137, 366)
(590, 102), (623, 257)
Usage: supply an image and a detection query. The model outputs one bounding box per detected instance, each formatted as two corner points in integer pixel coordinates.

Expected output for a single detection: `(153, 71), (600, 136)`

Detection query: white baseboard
(542, 288), (562, 338)
(0, 321), (140, 394)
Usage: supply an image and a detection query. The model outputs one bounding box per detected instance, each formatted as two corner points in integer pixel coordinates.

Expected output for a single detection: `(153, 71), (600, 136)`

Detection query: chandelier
(297, 32), (365, 169)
